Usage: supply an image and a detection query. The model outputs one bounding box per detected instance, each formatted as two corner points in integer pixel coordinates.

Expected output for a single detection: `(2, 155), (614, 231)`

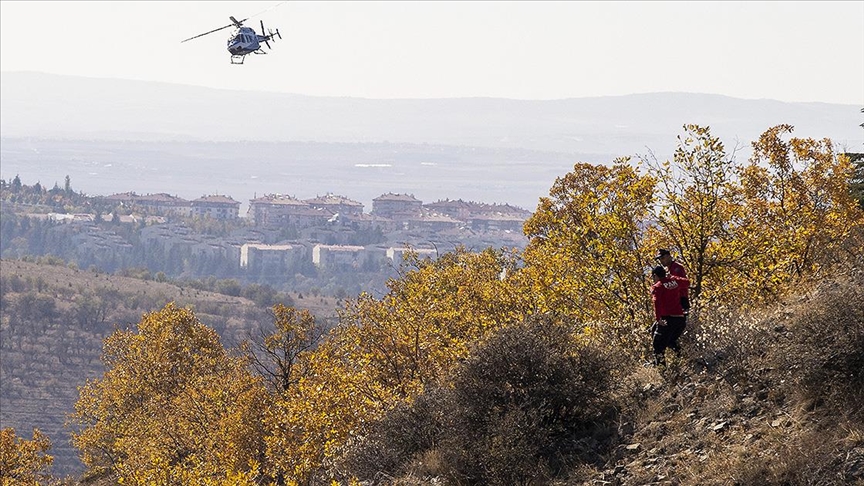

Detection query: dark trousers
(653, 315), (687, 364)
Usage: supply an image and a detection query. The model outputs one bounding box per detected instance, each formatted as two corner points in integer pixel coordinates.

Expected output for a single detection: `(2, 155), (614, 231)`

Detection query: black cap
(654, 249), (671, 260)
(651, 266), (667, 278)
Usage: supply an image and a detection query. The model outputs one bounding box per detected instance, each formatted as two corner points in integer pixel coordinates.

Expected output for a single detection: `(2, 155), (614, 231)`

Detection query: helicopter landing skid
(230, 55), (247, 65)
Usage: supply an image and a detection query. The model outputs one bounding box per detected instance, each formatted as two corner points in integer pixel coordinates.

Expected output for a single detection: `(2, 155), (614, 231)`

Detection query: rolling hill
(0, 258), (338, 477)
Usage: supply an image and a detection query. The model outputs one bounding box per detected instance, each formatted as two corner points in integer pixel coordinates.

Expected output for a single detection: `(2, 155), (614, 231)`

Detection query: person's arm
(651, 285), (663, 321)
(677, 276), (691, 312)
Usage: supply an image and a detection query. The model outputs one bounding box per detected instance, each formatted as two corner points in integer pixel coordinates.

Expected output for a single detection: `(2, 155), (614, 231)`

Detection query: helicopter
(182, 16), (282, 64)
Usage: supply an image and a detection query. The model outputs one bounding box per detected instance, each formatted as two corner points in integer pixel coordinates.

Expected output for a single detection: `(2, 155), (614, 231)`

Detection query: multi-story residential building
(371, 193), (423, 220)
(423, 199), (476, 220)
(305, 193), (364, 217)
(240, 243), (305, 274)
(247, 194), (335, 228)
(468, 213), (527, 233)
(104, 192), (191, 217)
(386, 247), (438, 265)
(289, 206), (336, 228)
(69, 224), (134, 263)
(248, 194), (309, 226)
(190, 195), (240, 220)
(406, 211), (462, 232)
(140, 223), (193, 246)
(345, 212), (396, 233)
(312, 244), (384, 270)
(424, 199), (532, 225)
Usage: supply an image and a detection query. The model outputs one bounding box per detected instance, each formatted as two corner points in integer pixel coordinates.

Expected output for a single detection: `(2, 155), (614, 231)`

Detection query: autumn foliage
(0, 428), (53, 486)
(66, 125), (863, 485)
(264, 248), (532, 482)
(69, 303), (268, 485)
(339, 315), (618, 485)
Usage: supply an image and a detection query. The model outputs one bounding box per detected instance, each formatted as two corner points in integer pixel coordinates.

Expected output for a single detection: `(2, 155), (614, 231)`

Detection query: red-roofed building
(423, 199), (476, 220)
(247, 194), (335, 228)
(371, 193), (422, 220)
(104, 192), (190, 217)
(305, 193), (364, 217)
(190, 194), (240, 220)
(406, 210), (462, 232)
(248, 194), (309, 226)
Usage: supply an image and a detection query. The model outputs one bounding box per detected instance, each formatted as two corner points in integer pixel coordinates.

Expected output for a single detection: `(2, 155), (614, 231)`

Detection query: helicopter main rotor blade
(260, 20), (272, 49)
(180, 23), (235, 43)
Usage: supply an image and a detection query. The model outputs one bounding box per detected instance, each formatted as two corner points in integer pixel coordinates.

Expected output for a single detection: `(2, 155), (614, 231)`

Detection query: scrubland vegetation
(2, 124), (864, 485)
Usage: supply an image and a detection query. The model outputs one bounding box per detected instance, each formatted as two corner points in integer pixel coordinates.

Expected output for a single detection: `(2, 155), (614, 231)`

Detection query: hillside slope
(0, 258), (338, 477)
(339, 261), (864, 485)
(573, 264), (864, 485)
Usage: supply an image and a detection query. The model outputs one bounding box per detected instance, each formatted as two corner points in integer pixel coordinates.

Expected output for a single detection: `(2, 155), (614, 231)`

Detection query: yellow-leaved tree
(640, 124), (744, 307)
(0, 428), (53, 486)
(520, 159), (656, 340)
(70, 303), (269, 485)
(244, 304), (326, 394)
(730, 124), (864, 303)
(265, 248), (532, 484)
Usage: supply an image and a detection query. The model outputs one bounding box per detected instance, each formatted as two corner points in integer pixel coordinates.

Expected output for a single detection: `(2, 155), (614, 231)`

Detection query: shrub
(772, 266), (864, 418)
(685, 304), (772, 381)
(341, 315), (619, 485)
(338, 388), (446, 482)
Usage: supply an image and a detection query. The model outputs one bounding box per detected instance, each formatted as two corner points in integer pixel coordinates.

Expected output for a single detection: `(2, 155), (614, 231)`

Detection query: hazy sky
(1, 1), (862, 104)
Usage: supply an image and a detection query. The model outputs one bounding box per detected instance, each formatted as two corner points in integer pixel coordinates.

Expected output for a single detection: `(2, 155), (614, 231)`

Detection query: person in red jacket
(656, 248), (690, 316)
(650, 265), (690, 367)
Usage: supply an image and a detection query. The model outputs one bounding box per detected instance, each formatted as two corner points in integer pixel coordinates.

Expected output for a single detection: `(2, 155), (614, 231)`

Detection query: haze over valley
(2, 72), (861, 213)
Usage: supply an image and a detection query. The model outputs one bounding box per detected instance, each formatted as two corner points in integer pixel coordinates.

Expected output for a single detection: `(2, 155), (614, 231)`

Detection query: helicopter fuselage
(227, 26), (263, 56)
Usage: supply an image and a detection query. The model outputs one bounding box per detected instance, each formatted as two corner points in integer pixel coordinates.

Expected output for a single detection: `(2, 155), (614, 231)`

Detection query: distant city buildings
(190, 195), (240, 220)
(103, 192), (192, 217)
(241, 243), (305, 273)
(103, 192), (241, 220)
(103, 190), (530, 231)
(85, 189), (532, 276)
(372, 193), (422, 220)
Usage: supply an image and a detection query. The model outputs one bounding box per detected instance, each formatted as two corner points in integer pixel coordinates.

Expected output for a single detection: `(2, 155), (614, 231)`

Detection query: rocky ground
(575, 268), (864, 486)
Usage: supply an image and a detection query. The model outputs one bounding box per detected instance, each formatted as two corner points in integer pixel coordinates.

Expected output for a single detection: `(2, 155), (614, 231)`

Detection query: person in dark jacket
(650, 265), (690, 367)
(656, 248), (690, 316)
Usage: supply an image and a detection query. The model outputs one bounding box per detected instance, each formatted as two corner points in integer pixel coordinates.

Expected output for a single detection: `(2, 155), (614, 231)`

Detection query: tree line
(3, 124), (863, 485)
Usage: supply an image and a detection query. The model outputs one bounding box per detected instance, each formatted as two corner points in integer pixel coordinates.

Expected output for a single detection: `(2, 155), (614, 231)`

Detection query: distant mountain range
(3, 71), (861, 153)
(1, 71), (861, 211)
